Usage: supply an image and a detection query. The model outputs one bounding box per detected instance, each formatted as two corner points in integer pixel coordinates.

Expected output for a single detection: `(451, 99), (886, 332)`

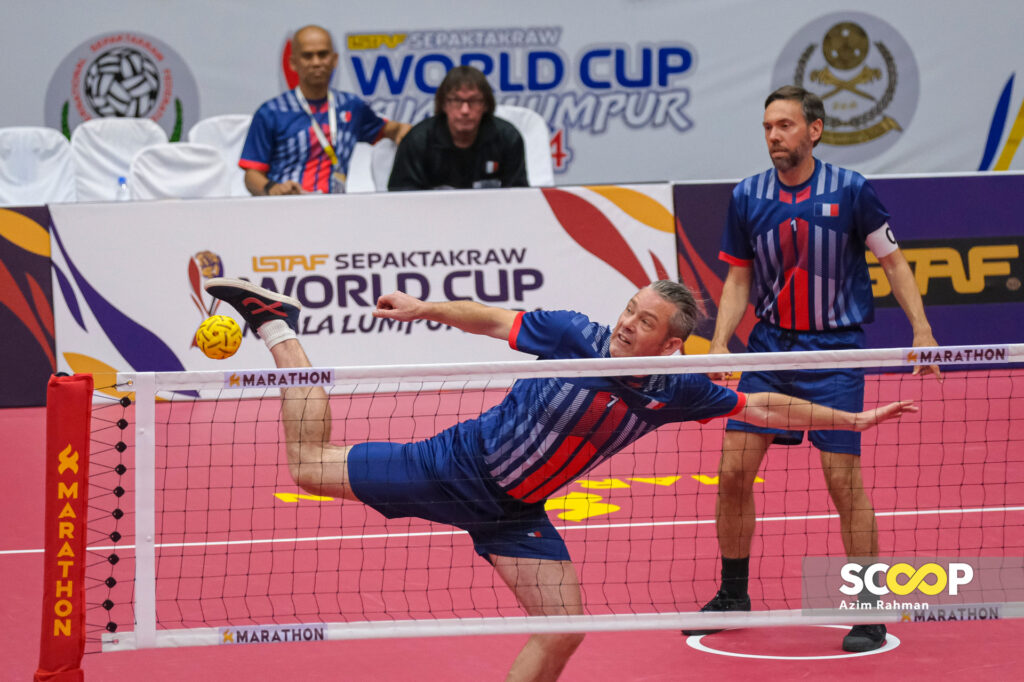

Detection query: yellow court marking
(274, 492), (335, 503)
(545, 492), (620, 522)
(579, 475), (683, 489)
(629, 476), (682, 486)
(578, 478), (632, 489)
(691, 474), (764, 485)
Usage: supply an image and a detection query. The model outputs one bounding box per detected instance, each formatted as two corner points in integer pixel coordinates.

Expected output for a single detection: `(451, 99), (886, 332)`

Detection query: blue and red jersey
(239, 88), (386, 192)
(720, 159), (890, 331)
(456, 310), (744, 503)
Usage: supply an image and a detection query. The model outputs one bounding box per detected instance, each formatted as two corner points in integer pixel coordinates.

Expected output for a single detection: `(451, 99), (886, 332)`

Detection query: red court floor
(5, 369), (1023, 681)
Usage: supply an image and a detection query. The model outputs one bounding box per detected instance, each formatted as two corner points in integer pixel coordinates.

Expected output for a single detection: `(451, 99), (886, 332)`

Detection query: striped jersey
(720, 159), (890, 331)
(239, 88), (386, 192)
(460, 310), (744, 503)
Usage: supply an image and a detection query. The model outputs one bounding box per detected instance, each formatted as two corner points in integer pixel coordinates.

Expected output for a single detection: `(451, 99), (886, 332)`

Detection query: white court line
(685, 625), (902, 660)
(2, 504), (1021, 557)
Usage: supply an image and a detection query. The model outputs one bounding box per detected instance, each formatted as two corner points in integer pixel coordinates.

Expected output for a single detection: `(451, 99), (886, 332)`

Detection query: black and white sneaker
(842, 624), (886, 652)
(682, 590), (751, 636)
(204, 278), (301, 332)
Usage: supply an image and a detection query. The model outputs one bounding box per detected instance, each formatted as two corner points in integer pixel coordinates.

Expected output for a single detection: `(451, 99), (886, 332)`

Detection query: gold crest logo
(795, 22), (900, 145)
(773, 12), (919, 162)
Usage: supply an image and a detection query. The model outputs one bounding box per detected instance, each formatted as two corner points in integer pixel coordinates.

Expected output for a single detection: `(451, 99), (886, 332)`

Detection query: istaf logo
(187, 250), (225, 348)
(45, 31), (200, 140)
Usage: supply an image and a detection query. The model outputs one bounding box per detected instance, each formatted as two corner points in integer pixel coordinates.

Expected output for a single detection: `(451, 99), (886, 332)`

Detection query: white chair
(127, 143), (231, 200)
(71, 118), (167, 201)
(346, 142), (376, 193)
(495, 105), (555, 187)
(187, 114), (252, 197)
(370, 139), (398, 191)
(0, 127), (77, 205)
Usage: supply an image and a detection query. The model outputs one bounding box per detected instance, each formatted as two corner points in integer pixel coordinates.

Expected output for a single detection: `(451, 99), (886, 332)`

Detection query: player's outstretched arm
(372, 291), (519, 340)
(738, 392), (917, 432)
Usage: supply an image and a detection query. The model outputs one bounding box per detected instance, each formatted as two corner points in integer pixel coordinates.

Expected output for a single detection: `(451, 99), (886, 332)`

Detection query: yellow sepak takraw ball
(195, 315), (242, 359)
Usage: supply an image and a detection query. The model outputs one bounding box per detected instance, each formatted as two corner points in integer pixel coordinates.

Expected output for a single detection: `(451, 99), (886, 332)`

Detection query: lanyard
(294, 88), (339, 166)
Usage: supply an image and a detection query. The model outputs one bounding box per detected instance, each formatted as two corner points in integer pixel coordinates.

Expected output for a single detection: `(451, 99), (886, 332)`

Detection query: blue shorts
(347, 426), (570, 562)
(727, 322), (866, 455)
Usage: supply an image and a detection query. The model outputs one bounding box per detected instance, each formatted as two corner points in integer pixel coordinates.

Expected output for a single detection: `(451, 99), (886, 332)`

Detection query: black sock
(720, 556), (749, 597)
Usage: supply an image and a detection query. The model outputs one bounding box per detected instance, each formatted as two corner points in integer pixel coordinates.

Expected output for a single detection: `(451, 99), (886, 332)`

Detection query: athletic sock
(720, 556), (750, 598)
(257, 320), (296, 350)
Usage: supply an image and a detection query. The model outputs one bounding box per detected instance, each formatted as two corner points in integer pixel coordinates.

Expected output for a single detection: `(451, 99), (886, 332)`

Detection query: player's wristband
(263, 180), (277, 195)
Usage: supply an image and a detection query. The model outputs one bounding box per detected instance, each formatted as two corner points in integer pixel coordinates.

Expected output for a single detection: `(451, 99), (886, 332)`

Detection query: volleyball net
(36, 344), (1024, 675)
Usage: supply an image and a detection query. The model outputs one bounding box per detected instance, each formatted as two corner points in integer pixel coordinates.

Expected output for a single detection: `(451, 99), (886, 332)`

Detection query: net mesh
(77, 347), (1024, 651)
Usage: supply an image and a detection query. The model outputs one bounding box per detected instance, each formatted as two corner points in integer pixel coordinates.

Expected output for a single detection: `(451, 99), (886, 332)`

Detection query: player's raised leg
(491, 554), (585, 682)
(204, 277), (358, 501)
(269, 337), (357, 500)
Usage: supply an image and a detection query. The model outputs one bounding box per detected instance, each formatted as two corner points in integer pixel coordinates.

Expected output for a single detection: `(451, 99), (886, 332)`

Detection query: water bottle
(117, 176), (131, 202)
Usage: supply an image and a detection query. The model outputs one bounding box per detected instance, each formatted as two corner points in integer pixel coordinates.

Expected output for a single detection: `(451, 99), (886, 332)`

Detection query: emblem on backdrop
(45, 31), (200, 140)
(772, 12), (919, 164)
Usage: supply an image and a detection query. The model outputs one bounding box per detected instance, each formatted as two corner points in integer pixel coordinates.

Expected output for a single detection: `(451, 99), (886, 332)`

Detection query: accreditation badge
(330, 169), (347, 194)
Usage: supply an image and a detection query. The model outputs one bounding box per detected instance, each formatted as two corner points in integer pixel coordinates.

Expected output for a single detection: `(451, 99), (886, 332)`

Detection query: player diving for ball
(205, 276), (917, 682)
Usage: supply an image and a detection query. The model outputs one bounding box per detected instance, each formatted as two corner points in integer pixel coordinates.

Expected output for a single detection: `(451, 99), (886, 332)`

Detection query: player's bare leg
(820, 449), (886, 652)
(819, 450), (879, 556)
(491, 555), (585, 682)
(270, 338), (357, 501)
(204, 277), (358, 501)
(716, 430), (773, 559)
(683, 430), (770, 635)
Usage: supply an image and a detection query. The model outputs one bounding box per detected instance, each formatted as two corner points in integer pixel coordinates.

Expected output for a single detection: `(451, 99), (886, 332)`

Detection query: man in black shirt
(388, 66), (528, 190)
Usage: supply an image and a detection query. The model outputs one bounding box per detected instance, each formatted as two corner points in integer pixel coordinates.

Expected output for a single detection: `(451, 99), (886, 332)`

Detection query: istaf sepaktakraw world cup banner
(7, 1), (1024, 187)
(48, 185), (677, 390)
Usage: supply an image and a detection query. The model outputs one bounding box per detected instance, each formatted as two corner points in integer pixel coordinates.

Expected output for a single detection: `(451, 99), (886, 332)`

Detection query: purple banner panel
(674, 173), (1024, 351)
(0, 206), (57, 407)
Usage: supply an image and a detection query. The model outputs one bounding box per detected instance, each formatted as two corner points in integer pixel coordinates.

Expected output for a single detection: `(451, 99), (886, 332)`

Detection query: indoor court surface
(6, 370), (1023, 681)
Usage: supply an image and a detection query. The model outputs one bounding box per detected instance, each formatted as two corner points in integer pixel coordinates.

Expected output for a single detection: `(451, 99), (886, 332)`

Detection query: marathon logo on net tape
(904, 603), (1003, 623)
(905, 345), (1009, 366)
(220, 624), (326, 645)
(226, 369), (334, 389)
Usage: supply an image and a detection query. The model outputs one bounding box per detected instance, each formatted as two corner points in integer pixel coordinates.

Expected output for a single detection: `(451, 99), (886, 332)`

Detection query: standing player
(205, 276), (917, 680)
(686, 85), (940, 652)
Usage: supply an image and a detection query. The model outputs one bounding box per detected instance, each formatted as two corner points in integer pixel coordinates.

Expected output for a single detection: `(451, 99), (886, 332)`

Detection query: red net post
(35, 374), (94, 682)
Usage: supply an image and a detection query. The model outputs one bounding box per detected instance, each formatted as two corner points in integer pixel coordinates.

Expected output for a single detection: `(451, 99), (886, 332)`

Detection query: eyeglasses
(445, 96), (486, 109)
